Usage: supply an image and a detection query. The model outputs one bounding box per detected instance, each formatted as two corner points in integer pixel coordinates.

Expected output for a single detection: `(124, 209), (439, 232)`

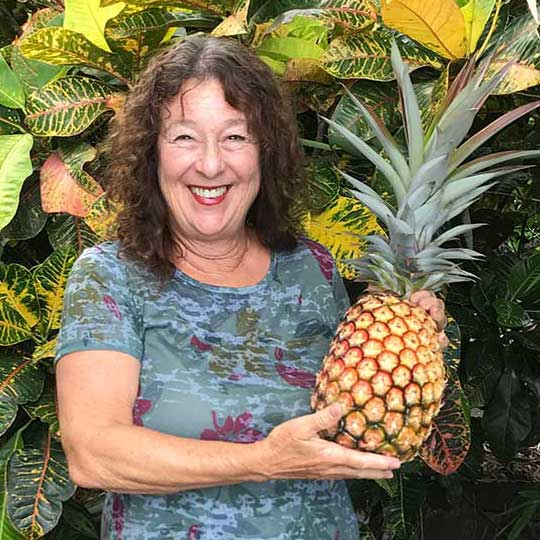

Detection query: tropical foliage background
(0, 0), (539, 538)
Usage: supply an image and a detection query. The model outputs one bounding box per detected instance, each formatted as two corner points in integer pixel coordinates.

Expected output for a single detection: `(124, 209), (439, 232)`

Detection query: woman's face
(157, 78), (261, 242)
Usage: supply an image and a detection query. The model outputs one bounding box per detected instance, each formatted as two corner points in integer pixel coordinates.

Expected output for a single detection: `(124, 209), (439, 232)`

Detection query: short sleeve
(54, 246), (143, 365)
(332, 266), (351, 324)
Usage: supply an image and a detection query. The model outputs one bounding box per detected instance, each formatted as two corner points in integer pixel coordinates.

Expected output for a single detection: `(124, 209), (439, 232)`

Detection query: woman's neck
(171, 229), (271, 287)
(172, 229), (252, 277)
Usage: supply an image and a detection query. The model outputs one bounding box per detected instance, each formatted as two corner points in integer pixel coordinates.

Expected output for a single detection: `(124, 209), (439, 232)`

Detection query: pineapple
(310, 43), (540, 462)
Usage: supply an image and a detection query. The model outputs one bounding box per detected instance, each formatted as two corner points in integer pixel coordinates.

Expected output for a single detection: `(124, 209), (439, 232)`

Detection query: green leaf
(9, 46), (66, 95)
(8, 421), (76, 538)
(47, 214), (100, 253)
(0, 177), (47, 242)
(305, 158), (340, 211)
(26, 77), (120, 137)
(486, 14), (540, 94)
(482, 371), (532, 459)
(414, 69), (449, 132)
(493, 298), (528, 328)
(0, 52), (25, 110)
(64, 0), (126, 52)
(46, 498), (99, 540)
(24, 380), (60, 440)
(319, 0), (377, 32)
(0, 429), (25, 540)
(33, 247), (78, 337)
(0, 106), (22, 135)
(19, 27), (131, 85)
(257, 36), (325, 62)
(508, 252), (540, 304)
(382, 474), (425, 539)
(329, 80), (400, 150)
(0, 134), (34, 231)
(0, 354), (45, 436)
(321, 30), (444, 80)
(0, 263), (41, 345)
(459, 0), (497, 53)
(106, 8), (185, 64)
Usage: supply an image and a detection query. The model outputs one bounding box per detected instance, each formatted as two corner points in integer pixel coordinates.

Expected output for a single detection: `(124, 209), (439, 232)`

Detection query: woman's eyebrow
(165, 117), (247, 129)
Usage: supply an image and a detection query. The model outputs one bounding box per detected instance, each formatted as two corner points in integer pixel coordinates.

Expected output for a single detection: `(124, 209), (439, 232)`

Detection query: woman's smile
(189, 184), (231, 205)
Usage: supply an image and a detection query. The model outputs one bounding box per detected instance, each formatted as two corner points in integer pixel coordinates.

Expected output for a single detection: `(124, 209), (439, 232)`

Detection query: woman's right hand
(255, 403), (401, 481)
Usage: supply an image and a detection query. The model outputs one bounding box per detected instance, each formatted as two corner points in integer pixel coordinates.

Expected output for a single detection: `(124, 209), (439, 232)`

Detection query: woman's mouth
(189, 185), (230, 205)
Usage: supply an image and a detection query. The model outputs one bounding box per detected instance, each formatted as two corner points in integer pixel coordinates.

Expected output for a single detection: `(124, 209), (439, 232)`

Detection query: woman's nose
(194, 140), (225, 178)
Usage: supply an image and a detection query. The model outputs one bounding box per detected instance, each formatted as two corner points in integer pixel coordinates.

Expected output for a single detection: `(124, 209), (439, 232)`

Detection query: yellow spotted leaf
(305, 196), (383, 280)
(0, 355), (45, 436)
(7, 423), (76, 538)
(32, 337), (58, 362)
(284, 58), (333, 84)
(84, 193), (120, 240)
(0, 264), (40, 346)
(26, 77), (121, 137)
(33, 247), (77, 337)
(212, 0), (249, 36)
(381, 0), (467, 59)
(486, 15), (540, 95)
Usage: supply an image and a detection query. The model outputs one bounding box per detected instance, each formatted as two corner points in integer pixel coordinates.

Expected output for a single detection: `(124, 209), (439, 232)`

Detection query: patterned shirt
(55, 239), (359, 540)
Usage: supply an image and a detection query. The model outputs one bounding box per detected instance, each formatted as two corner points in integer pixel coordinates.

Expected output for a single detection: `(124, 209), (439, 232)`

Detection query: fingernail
(388, 459), (401, 469)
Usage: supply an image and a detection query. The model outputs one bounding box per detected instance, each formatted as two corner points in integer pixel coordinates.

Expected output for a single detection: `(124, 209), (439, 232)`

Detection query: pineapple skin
(311, 293), (446, 462)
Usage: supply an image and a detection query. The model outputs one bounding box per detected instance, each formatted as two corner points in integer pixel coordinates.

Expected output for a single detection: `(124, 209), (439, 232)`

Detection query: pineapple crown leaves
(321, 41), (540, 296)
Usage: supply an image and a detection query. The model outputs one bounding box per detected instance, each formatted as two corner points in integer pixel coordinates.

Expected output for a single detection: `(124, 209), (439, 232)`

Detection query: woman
(55, 36), (447, 539)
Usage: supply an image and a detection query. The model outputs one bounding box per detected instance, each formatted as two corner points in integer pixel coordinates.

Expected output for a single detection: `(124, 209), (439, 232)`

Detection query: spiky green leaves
(326, 41), (540, 295)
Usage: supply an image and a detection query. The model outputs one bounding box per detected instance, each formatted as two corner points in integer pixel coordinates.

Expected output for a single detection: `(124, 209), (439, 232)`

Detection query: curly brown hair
(106, 35), (306, 280)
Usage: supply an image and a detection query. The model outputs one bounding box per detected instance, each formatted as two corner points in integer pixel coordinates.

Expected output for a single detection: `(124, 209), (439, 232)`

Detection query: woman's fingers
(262, 406), (402, 480)
(410, 290), (447, 332)
(438, 331), (449, 350)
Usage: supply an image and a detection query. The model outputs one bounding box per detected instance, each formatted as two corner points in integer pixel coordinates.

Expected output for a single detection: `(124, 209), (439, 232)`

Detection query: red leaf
(419, 374), (471, 475)
(40, 145), (103, 217)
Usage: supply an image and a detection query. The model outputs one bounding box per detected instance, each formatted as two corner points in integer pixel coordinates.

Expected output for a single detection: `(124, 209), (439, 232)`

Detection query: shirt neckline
(173, 251), (277, 294)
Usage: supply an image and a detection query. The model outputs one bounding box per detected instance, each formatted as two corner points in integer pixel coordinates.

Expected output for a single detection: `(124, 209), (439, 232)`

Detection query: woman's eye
(174, 134), (193, 142)
(227, 135), (247, 142)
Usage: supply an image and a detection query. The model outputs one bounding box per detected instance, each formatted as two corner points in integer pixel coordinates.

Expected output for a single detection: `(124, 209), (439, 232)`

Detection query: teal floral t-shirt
(55, 239), (359, 540)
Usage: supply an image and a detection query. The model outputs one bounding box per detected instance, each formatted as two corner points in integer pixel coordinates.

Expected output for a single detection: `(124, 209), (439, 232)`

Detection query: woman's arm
(56, 350), (400, 494)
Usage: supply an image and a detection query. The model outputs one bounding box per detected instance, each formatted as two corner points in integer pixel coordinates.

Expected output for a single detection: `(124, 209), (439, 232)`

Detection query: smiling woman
(105, 36), (305, 281)
(52, 35), (445, 540)
(157, 78), (261, 264)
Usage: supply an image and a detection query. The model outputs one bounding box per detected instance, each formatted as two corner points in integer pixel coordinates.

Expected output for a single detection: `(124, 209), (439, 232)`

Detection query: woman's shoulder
(71, 240), (150, 284)
(278, 237), (336, 284)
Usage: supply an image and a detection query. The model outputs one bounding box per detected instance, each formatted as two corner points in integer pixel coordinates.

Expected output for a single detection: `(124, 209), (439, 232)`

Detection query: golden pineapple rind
(311, 293), (447, 462)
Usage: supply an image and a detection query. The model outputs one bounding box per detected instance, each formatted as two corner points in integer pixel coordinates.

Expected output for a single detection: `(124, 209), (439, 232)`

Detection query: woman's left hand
(409, 290), (449, 349)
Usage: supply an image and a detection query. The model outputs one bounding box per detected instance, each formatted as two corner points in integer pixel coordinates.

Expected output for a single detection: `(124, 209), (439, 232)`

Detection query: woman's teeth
(190, 186), (227, 198)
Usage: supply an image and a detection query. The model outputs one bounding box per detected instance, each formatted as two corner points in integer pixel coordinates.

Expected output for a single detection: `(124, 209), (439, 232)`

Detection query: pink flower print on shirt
(302, 238), (334, 284)
(103, 294), (122, 320)
(274, 347), (316, 388)
(133, 398), (152, 426)
(188, 525), (201, 539)
(112, 494), (124, 539)
(200, 411), (264, 443)
(132, 385), (153, 426)
(275, 362), (316, 388)
(190, 335), (213, 352)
